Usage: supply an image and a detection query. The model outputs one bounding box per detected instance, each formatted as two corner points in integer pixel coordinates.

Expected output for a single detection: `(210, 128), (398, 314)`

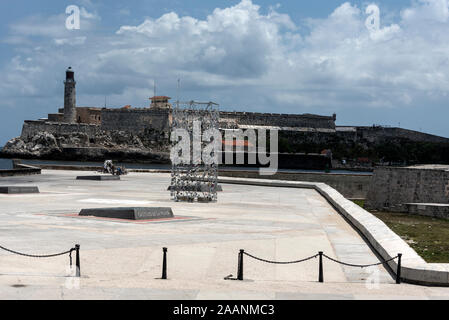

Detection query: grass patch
(352, 199), (365, 208)
(351, 200), (449, 263)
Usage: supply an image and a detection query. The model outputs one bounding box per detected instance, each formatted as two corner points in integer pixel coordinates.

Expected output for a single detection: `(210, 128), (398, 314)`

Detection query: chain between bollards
(162, 247), (168, 280)
(396, 253), (402, 284)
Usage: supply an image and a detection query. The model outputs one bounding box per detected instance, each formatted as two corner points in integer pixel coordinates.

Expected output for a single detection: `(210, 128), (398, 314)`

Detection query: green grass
(352, 199), (365, 208)
(352, 200), (449, 263)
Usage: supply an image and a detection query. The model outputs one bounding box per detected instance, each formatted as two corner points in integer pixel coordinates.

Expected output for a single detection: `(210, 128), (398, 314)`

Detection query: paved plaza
(0, 170), (448, 299)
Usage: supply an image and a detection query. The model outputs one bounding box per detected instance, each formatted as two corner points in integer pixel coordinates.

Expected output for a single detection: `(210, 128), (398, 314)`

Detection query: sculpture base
(79, 207), (174, 220)
(0, 186), (40, 194)
(77, 175), (120, 181)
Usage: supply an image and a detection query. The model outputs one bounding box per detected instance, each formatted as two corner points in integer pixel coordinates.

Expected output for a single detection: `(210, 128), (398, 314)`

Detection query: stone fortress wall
(219, 111), (336, 130)
(23, 109), (447, 144)
(21, 120), (101, 139)
(100, 108), (171, 134)
(365, 166), (449, 213)
(355, 126), (449, 144)
(19, 110), (449, 156)
(20, 105), (337, 140)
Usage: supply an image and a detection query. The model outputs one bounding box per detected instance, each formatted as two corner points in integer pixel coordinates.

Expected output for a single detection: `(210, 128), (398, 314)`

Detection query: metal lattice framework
(170, 101), (219, 202)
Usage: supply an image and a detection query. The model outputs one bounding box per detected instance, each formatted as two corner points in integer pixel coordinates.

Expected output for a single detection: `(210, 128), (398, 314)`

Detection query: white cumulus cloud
(1, 0), (449, 119)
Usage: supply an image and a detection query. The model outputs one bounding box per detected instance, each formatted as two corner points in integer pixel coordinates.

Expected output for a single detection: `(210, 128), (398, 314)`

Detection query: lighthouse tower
(63, 67), (76, 123)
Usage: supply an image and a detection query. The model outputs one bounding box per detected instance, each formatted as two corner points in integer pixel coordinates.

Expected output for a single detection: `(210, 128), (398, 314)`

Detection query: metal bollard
(318, 251), (324, 283)
(75, 244), (81, 277)
(237, 249), (244, 281)
(396, 253), (402, 284)
(162, 247), (168, 280)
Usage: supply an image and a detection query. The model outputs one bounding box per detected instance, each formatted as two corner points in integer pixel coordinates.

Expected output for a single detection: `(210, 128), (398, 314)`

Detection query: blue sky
(1, 0), (449, 145)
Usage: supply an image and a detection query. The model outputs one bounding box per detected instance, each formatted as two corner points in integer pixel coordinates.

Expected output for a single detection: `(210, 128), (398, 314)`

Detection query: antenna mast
(177, 77), (180, 104)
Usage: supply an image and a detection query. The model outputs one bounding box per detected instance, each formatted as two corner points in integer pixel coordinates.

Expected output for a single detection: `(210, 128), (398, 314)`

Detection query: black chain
(243, 252), (319, 265)
(242, 250), (398, 268)
(69, 250), (73, 266)
(0, 245), (75, 259)
(322, 253), (399, 268)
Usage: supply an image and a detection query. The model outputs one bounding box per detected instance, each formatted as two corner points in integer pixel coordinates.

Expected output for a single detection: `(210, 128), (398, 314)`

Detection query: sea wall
(0, 163), (41, 177)
(365, 166), (449, 212)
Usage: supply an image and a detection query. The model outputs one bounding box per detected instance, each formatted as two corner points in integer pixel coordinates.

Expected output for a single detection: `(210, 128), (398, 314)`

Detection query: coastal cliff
(1, 129), (170, 163)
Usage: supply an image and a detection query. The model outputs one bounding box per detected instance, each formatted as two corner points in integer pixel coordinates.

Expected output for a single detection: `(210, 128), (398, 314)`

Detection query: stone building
(150, 96), (172, 109)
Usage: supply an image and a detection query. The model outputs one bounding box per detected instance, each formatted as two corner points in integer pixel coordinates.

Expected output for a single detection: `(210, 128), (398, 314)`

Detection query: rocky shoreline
(0, 130), (171, 163)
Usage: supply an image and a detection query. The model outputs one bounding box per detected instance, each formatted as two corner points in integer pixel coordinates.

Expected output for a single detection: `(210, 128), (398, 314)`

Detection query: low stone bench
(76, 175), (120, 181)
(79, 207), (174, 220)
(0, 186), (40, 194)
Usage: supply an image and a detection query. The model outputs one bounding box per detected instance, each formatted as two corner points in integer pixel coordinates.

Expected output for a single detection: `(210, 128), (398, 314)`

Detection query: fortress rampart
(365, 166), (449, 212)
(100, 108), (171, 134)
(355, 126), (449, 144)
(219, 111), (336, 129)
(21, 120), (101, 139)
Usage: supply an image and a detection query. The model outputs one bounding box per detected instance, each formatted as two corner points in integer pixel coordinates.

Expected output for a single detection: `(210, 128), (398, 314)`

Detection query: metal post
(162, 247), (168, 280)
(237, 249), (244, 281)
(396, 253), (402, 284)
(318, 251), (324, 283)
(75, 244), (80, 277)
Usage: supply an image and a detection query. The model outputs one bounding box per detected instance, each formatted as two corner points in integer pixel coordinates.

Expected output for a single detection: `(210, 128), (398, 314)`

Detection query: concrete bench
(0, 186), (40, 194)
(79, 207), (174, 220)
(76, 175), (120, 181)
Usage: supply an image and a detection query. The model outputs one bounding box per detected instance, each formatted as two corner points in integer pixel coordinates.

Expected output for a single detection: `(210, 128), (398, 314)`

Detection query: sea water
(0, 158), (13, 169)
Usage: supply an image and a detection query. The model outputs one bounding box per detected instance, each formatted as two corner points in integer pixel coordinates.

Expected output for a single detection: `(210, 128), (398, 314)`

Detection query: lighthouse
(63, 67), (77, 123)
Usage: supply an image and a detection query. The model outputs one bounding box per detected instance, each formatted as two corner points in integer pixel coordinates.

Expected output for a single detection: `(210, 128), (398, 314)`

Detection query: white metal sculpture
(170, 101), (219, 202)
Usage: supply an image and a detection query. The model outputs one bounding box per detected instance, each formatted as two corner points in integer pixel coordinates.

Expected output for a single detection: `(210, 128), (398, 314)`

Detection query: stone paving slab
(218, 176), (449, 286)
(0, 170), (448, 299)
